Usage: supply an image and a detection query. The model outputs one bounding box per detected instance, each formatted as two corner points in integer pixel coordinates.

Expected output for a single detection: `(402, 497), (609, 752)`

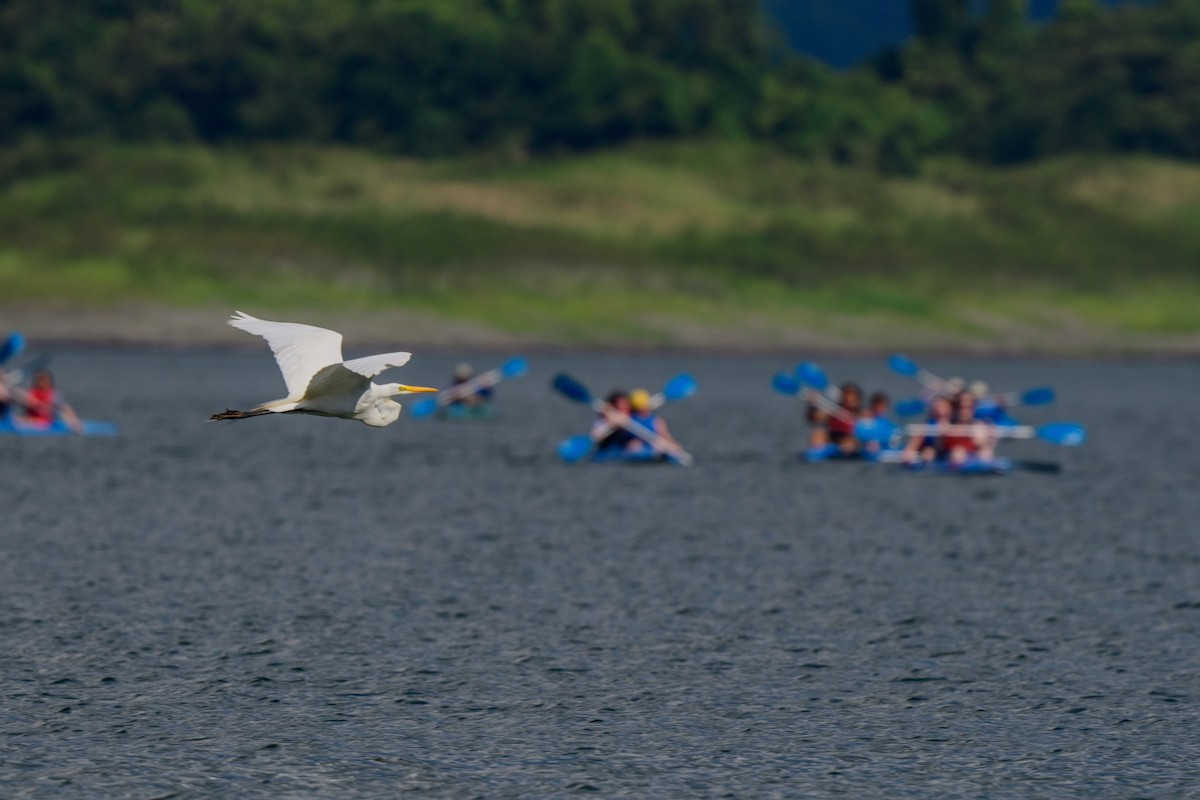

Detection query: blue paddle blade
(895, 398), (927, 417)
(502, 356), (528, 378)
(795, 361), (828, 390)
(771, 373), (801, 396)
(0, 332), (25, 365)
(888, 353), (919, 378)
(557, 435), (595, 463)
(1021, 386), (1055, 406)
(552, 373), (593, 405)
(854, 418), (897, 443)
(409, 397), (439, 418)
(1038, 423), (1086, 446)
(663, 373), (697, 402)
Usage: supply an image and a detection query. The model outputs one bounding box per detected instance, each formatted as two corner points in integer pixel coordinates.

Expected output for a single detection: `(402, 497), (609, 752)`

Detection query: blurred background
(1, 0), (1197, 352)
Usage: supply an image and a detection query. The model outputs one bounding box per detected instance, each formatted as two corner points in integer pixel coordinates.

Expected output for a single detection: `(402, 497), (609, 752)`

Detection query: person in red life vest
(20, 370), (83, 433)
(808, 382), (865, 456)
(941, 390), (996, 466)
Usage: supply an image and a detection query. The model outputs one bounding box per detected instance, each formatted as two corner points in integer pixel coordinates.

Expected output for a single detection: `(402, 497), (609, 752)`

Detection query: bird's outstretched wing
(342, 352), (413, 378)
(229, 311), (344, 398)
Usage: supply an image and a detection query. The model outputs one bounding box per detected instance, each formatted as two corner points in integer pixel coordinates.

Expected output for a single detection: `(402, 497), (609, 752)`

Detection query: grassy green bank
(2, 141), (1198, 352)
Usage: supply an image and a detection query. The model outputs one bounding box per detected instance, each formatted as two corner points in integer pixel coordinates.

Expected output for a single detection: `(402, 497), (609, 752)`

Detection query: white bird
(210, 311), (437, 427)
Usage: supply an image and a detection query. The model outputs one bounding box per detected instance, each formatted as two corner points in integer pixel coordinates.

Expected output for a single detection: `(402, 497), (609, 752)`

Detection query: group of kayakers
(804, 377), (1007, 467)
(0, 368), (83, 433)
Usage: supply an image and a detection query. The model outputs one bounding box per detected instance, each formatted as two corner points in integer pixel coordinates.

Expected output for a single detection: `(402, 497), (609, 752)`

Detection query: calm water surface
(1, 350), (1197, 798)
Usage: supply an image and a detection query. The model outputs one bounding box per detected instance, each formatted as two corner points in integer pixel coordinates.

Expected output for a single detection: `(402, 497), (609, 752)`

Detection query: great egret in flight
(210, 311), (437, 427)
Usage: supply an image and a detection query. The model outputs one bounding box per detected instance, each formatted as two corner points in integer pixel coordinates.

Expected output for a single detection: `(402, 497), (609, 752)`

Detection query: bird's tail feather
(209, 408), (273, 422)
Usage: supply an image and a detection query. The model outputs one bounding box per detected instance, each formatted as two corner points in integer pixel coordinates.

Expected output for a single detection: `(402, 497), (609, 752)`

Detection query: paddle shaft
(434, 367), (504, 406)
(899, 360), (1048, 408)
(901, 423), (1034, 439)
(802, 388), (856, 425)
(588, 391), (668, 442)
(913, 369), (956, 395)
(3, 354), (51, 387)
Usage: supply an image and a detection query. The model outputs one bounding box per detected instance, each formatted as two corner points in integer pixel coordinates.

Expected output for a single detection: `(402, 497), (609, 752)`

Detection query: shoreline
(4, 304), (1197, 360)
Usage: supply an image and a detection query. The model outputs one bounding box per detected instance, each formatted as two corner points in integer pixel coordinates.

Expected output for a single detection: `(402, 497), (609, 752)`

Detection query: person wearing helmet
(628, 387), (679, 458)
(448, 363), (493, 409)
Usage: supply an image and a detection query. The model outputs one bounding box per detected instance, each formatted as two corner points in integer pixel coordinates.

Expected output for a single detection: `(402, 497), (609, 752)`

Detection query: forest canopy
(1, 0), (1197, 170)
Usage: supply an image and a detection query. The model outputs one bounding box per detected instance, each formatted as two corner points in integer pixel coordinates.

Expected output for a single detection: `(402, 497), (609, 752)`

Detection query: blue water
(1, 351), (1197, 797)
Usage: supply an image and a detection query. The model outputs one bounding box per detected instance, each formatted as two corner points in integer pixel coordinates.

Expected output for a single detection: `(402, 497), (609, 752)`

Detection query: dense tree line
(0, 0), (774, 154)
(878, 0), (1200, 163)
(0, 0), (1196, 169)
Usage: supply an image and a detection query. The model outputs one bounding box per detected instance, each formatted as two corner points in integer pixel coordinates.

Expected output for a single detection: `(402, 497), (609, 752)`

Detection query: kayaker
(902, 394), (952, 465)
(448, 363), (493, 408)
(862, 391), (892, 455)
(942, 390), (996, 465)
(866, 391), (890, 421)
(19, 370), (83, 433)
(628, 387), (680, 458)
(593, 391), (637, 453)
(808, 382), (865, 456)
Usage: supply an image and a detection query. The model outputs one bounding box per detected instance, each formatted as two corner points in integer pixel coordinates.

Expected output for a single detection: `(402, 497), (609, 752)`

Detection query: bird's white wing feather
(303, 364), (370, 401)
(341, 351), (412, 378)
(229, 311), (345, 398)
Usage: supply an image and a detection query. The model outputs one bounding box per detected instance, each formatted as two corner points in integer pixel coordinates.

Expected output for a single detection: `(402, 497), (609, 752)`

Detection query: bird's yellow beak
(398, 385), (438, 395)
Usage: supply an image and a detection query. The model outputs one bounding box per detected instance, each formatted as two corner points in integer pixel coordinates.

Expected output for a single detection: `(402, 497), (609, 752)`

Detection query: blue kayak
(807, 443), (1012, 474)
(587, 447), (681, 465)
(901, 456), (1013, 475)
(804, 443), (898, 463)
(440, 403), (495, 421)
(0, 418), (118, 437)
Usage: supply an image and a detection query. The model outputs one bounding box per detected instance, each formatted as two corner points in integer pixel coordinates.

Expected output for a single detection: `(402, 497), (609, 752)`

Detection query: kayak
(0, 418), (118, 437)
(807, 443), (1014, 474)
(900, 456), (1013, 475)
(439, 403), (495, 421)
(804, 443), (899, 463)
(590, 447), (682, 465)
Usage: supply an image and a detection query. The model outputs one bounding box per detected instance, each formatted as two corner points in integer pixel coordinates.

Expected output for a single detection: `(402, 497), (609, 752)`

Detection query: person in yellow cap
(628, 387), (679, 457)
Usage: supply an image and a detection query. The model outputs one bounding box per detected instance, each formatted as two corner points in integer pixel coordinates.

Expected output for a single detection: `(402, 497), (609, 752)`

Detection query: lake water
(2, 350), (1197, 797)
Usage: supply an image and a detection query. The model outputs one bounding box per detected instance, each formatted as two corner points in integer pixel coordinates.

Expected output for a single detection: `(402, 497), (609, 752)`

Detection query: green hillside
(3, 142), (1198, 351)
